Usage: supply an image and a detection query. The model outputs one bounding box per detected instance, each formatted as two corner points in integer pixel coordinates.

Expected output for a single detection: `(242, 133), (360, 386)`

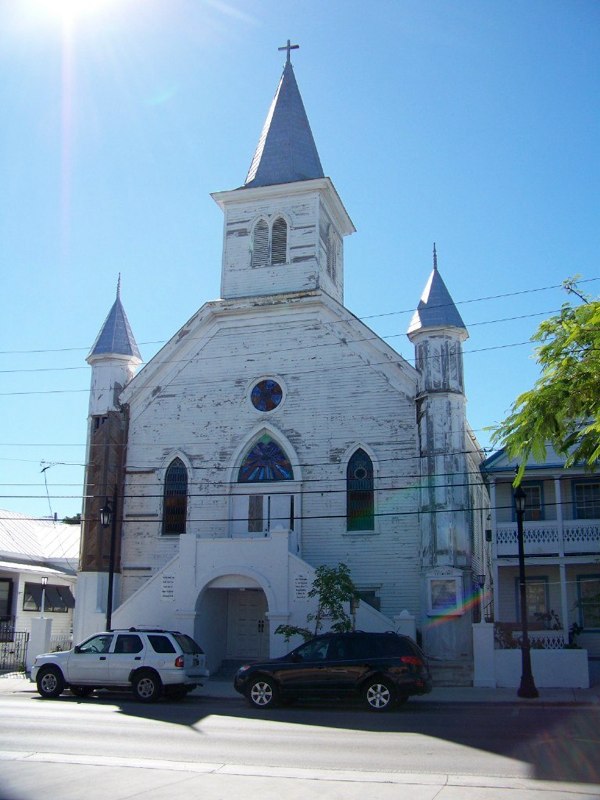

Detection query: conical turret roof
(88, 278), (141, 361)
(408, 247), (467, 336)
(244, 58), (324, 188)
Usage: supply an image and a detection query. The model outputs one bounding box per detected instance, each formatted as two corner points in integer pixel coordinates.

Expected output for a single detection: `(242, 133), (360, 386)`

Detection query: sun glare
(33, 0), (117, 24)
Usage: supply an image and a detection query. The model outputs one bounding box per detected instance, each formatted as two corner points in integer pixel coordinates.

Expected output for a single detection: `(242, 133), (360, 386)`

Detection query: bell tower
(211, 42), (354, 304)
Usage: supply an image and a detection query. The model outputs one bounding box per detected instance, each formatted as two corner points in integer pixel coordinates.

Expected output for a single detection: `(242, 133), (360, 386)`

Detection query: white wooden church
(74, 47), (488, 673)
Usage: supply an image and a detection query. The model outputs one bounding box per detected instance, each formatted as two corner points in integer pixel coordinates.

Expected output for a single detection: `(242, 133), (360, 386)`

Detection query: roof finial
(278, 39), (299, 65)
(433, 243), (438, 271)
(116, 273), (121, 299)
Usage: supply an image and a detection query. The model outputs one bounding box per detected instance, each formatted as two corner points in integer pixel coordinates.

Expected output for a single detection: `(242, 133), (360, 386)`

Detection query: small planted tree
(276, 563), (357, 643)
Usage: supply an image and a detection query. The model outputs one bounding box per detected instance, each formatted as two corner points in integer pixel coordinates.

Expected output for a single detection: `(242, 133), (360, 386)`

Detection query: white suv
(31, 628), (209, 702)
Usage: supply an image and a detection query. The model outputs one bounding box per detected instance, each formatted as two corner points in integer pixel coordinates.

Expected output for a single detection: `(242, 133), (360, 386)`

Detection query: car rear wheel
(36, 666), (65, 699)
(132, 670), (162, 703)
(363, 678), (395, 711)
(247, 676), (279, 709)
(70, 686), (94, 698)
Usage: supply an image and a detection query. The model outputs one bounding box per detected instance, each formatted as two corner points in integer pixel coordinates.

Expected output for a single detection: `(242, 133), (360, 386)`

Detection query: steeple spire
(88, 278), (141, 361)
(244, 45), (324, 189)
(407, 249), (467, 336)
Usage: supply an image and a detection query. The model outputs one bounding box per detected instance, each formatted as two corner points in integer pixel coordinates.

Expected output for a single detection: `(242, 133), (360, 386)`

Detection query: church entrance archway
(195, 578), (270, 672)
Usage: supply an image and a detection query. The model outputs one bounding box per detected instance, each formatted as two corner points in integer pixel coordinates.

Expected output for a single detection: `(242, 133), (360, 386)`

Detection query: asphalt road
(1, 689), (599, 799)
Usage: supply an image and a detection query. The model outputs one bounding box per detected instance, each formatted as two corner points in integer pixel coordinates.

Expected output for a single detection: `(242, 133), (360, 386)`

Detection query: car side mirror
(291, 653), (303, 663)
(73, 645), (81, 654)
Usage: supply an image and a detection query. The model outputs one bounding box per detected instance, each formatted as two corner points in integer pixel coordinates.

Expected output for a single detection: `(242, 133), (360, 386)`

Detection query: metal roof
(88, 282), (141, 360)
(244, 60), (324, 188)
(0, 509), (80, 574)
(407, 261), (466, 335)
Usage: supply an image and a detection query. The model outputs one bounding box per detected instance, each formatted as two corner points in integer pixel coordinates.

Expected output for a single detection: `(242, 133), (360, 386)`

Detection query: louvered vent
(271, 217), (288, 265)
(251, 220), (269, 267)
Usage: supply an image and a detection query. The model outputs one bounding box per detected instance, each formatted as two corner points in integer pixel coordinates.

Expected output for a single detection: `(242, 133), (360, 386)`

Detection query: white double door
(226, 590), (269, 660)
(232, 492), (295, 536)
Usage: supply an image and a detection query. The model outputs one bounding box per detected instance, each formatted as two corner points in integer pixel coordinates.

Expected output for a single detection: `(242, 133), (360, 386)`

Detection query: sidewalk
(2, 672), (599, 704)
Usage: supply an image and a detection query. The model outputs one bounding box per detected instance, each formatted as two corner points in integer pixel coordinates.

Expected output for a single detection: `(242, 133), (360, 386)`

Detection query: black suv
(233, 631), (432, 711)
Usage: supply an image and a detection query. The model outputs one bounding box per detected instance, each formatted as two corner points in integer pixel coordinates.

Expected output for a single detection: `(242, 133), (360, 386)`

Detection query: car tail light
(400, 655), (423, 667)
(174, 656), (184, 668)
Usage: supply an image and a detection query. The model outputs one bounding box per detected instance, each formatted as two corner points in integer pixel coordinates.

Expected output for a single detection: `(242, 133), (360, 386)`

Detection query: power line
(1, 276), (596, 359)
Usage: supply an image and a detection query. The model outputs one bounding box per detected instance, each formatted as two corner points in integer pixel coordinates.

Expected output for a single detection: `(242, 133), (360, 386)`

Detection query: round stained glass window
(251, 379), (283, 412)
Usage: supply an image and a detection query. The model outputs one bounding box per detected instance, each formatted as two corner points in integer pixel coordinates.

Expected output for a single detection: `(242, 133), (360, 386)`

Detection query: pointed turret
(86, 277), (141, 416)
(407, 245), (466, 336)
(244, 57), (324, 188)
(88, 276), (141, 361)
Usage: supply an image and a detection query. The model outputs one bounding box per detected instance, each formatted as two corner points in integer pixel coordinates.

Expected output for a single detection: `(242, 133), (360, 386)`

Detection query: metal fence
(50, 634), (72, 653)
(0, 631), (29, 672)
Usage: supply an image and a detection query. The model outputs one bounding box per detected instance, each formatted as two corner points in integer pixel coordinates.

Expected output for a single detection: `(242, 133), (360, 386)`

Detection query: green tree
(492, 279), (600, 482)
(276, 563), (357, 643)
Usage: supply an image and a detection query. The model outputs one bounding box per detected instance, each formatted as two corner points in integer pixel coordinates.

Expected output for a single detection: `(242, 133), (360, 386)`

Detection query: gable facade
(74, 54), (486, 673)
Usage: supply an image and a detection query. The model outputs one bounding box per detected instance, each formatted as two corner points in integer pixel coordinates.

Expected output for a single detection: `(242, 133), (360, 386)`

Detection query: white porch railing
(496, 519), (600, 556)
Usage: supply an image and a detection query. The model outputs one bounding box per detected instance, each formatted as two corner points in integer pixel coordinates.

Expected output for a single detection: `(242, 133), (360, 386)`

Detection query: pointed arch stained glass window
(163, 457), (188, 534)
(238, 435), (293, 483)
(346, 448), (374, 531)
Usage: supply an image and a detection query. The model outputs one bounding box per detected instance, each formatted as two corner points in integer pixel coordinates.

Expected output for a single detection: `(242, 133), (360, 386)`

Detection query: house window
(22, 583), (74, 613)
(347, 448), (374, 531)
(514, 576), (549, 624)
(574, 482), (600, 520)
(577, 575), (600, 629)
(163, 458), (188, 535)
(238, 435), (293, 483)
(0, 579), (13, 626)
(251, 217), (288, 267)
(514, 482), (544, 521)
(357, 589), (380, 611)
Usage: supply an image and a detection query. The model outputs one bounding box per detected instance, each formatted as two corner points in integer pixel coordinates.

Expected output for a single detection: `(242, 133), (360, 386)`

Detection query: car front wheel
(247, 676), (279, 709)
(132, 670), (162, 703)
(363, 678), (395, 711)
(36, 666), (65, 699)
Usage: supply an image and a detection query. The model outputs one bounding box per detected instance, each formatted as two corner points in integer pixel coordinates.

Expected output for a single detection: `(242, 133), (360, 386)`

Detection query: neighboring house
(73, 52), (488, 674)
(0, 510), (79, 643)
(482, 449), (600, 658)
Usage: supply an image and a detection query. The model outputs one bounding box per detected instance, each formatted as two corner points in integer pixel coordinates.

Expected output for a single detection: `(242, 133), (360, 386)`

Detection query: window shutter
(251, 220), (269, 267)
(271, 217), (287, 265)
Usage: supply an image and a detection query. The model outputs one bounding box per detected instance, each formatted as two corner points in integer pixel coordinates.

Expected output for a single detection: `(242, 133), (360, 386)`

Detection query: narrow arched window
(271, 217), (288, 265)
(251, 219), (269, 268)
(346, 449), (374, 531)
(163, 458), (187, 534)
(326, 224), (337, 280)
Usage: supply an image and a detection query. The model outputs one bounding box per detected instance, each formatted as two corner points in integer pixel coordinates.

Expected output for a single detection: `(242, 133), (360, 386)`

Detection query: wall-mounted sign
(161, 575), (175, 601)
(295, 574), (309, 600)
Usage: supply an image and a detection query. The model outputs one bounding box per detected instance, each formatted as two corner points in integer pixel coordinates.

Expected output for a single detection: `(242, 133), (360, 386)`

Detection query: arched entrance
(194, 574), (270, 672)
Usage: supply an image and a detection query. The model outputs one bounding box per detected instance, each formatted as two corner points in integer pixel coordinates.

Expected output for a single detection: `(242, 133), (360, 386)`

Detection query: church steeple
(212, 45), (354, 304)
(244, 44), (324, 189)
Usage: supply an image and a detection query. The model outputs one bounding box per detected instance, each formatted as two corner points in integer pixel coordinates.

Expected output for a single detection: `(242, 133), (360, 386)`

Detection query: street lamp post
(514, 485), (539, 698)
(100, 487), (118, 632)
(40, 576), (48, 619)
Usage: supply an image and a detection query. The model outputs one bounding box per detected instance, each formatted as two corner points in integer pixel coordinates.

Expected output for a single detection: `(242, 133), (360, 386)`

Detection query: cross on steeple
(278, 39), (299, 64)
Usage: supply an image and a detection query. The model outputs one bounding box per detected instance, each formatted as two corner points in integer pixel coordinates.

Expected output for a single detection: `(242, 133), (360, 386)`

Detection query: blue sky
(1, 0), (599, 520)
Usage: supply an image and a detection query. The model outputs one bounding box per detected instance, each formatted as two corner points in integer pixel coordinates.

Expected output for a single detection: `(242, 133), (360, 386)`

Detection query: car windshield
(172, 633), (204, 654)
